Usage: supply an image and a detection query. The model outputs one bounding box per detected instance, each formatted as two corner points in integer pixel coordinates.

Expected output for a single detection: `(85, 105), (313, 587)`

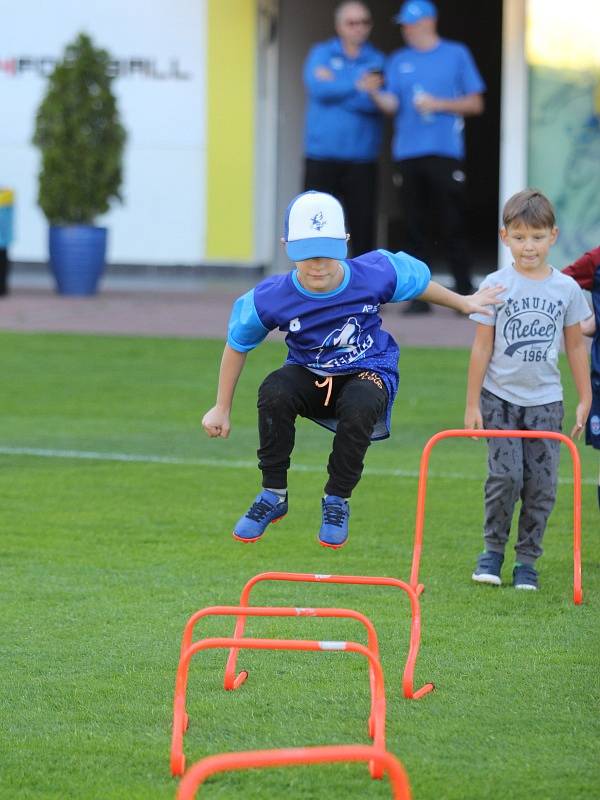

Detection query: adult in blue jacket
(0, 187), (14, 296)
(369, 0), (485, 312)
(303, 1), (384, 257)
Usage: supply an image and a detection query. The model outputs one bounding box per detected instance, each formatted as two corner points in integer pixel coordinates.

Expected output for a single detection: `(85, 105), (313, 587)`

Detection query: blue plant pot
(49, 225), (107, 296)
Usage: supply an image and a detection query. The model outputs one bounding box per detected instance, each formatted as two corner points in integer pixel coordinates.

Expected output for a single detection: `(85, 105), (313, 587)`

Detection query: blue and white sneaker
(318, 495), (350, 549)
(233, 490), (287, 543)
(513, 562), (538, 591)
(471, 551), (504, 586)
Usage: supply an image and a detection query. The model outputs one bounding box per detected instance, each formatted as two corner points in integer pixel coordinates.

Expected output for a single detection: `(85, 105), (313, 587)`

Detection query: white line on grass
(0, 445), (592, 485)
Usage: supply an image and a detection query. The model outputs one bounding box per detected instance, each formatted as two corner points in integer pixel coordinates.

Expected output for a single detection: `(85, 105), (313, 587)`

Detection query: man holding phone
(302, 2), (384, 256)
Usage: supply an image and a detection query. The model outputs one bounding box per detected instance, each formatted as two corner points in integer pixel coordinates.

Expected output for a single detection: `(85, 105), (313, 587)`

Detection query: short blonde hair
(502, 189), (556, 229)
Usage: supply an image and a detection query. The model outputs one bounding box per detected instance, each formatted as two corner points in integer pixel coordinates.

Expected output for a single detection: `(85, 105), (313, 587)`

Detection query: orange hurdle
(179, 604), (382, 739)
(176, 745), (411, 799)
(410, 429), (583, 604)
(172, 634), (386, 778)
(224, 572), (434, 700)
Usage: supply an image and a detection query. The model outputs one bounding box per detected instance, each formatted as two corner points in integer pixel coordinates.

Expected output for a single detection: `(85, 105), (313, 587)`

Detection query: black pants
(0, 248), (8, 296)
(304, 159), (378, 257)
(257, 365), (388, 498)
(394, 156), (474, 294)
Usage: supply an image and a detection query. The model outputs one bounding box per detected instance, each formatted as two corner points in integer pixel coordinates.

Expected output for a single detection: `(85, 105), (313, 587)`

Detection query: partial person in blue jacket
(367, 0), (485, 312)
(202, 191), (502, 549)
(302, 2), (384, 257)
(0, 187), (14, 296)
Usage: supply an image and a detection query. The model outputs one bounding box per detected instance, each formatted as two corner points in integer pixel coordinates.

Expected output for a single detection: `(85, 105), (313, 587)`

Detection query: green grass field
(1, 331), (598, 799)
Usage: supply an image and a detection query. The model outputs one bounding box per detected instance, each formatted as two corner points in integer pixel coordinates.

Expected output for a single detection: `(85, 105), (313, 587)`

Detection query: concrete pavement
(0, 268), (478, 347)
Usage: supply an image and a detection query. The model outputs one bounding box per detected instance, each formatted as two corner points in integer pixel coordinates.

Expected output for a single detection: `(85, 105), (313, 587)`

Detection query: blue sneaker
(233, 490), (287, 543)
(471, 551), (504, 586)
(513, 562), (538, 591)
(318, 495), (350, 549)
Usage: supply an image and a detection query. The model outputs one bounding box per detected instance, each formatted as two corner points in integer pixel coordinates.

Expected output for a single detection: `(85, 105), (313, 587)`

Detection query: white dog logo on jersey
(310, 316), (374, 368)
(331, 319), (359, 347)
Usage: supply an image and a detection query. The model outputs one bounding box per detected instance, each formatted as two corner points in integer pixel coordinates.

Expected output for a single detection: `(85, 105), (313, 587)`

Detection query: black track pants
(257, 365), (388, 498)
(394, 155), (473, 294)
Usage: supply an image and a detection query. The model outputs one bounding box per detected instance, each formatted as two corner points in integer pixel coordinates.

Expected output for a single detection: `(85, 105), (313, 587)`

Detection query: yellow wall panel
(206, 0), (256, 261)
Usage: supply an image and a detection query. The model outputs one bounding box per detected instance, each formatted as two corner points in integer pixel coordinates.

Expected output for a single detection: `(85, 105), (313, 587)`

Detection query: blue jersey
(385, 39), (485, 161)
(562, 247), (600, 449)
(591, 264), (600, 383)
(227, 250), (431, 438)
(590, 265), (600, 448)
(303, 37), (385, 162)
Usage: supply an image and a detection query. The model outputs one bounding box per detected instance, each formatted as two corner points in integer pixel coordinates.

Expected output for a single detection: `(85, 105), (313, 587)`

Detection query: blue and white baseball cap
(283, 190), (348, 261)
(394, 0), (437, 24)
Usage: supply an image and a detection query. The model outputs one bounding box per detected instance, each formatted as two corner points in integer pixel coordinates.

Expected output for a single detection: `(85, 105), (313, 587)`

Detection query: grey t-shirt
(470, 265), (591, 406)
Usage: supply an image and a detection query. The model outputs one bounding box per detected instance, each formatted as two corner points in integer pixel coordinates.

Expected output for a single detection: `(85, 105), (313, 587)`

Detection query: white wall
(0, 0), (207, 265)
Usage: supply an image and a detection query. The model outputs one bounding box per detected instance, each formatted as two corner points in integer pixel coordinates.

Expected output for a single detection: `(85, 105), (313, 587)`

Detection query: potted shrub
(33, 32), (126, 295)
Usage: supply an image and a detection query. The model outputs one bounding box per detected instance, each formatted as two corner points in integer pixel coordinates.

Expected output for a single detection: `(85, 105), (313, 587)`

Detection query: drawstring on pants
(315, 376), (333, 407)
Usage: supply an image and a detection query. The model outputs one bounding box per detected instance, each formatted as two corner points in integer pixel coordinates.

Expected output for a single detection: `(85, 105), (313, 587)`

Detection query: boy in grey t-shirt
(465, 189), (592, 590)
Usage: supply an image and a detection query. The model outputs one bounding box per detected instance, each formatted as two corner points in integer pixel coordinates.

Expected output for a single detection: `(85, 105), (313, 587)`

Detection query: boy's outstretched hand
(462, 284), (505, 316)
(417, 281), (505, 315)
(202, 406), (231, 438)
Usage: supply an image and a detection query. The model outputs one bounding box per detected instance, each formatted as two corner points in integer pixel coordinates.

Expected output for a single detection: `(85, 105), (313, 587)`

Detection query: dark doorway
(275, 0), (502, 276)
(399, 0), (502, 275)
